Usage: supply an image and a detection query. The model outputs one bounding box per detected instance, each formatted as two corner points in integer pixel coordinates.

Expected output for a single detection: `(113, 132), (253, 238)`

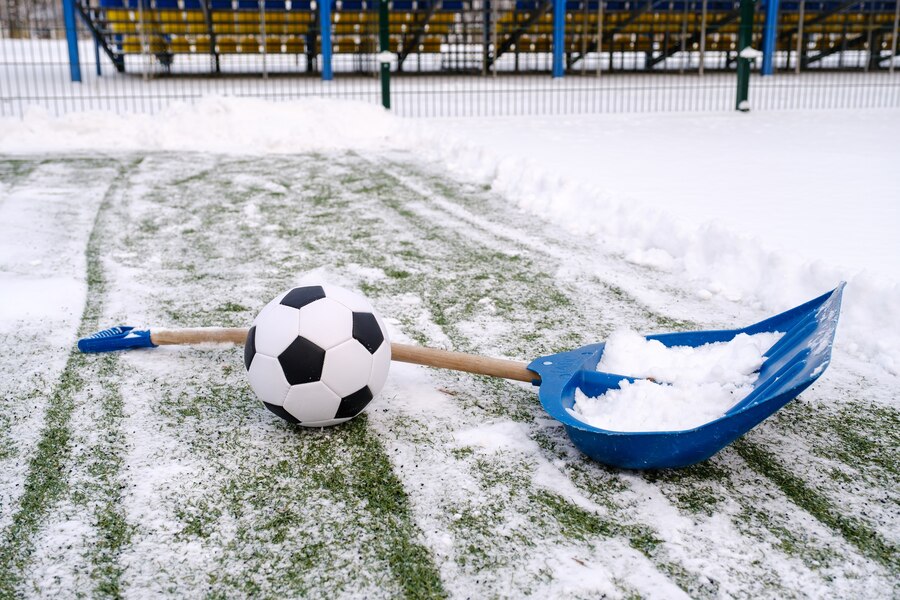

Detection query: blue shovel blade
(527, 283), (845, 470)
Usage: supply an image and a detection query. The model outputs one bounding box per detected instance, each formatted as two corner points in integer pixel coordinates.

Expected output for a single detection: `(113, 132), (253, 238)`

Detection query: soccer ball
(244, 284), (391, 427)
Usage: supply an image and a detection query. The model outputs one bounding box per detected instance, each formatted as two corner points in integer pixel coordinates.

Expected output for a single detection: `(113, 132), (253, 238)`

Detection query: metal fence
(2, 0), (898, 117)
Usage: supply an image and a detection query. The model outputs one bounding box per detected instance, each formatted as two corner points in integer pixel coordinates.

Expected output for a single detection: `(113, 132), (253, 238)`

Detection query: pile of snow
(568, 329), (783, 432)
(0, 96), (407, 155)
(420, 111), (900, 376)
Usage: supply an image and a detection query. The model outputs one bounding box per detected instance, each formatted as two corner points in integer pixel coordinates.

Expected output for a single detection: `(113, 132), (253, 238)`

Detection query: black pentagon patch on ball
(263, 402), (300, 424)
(280, 285), (326, 310)
(335, 386), (373, 419)
(352, 312), (383, 354)
(244, 326), (256, 371)
(278, 336), (326, 385)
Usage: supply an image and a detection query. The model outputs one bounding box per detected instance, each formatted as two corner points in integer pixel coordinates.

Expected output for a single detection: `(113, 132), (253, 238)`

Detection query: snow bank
(0, 96), (405, 155)
(420, 118), (900, 376)
(568, 330), (782, 431)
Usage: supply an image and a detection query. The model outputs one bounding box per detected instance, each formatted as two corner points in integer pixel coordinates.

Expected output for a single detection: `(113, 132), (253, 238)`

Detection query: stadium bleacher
(82, 0), (898, 72)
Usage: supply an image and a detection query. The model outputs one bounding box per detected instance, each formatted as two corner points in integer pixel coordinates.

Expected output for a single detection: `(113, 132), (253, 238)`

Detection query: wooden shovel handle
(390, 343), (538, 383)
(151, 328), (249, 345)
(150, 328), (538, 383)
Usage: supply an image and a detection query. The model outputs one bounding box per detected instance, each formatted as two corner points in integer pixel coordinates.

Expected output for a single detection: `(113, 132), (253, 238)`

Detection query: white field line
(0, 162), (115, 536)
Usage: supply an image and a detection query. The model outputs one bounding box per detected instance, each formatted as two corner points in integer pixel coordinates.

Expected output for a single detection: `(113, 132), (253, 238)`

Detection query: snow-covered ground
(0, 98), (898, 597)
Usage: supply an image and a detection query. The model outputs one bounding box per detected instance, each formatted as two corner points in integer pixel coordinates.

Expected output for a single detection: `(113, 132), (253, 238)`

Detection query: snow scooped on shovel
(79, 283), (845, 470)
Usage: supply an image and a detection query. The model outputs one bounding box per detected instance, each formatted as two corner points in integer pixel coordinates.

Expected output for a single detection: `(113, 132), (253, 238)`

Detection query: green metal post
(379, 0), (391, 110)
(735, 0), (755, 111)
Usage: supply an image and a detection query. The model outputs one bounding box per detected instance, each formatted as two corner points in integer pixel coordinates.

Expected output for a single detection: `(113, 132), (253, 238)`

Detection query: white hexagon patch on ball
(244, 284), (391, 427)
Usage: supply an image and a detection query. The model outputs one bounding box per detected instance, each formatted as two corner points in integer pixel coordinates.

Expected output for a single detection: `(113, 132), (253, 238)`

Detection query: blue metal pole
(62, 0), (82, 82)
(94, 37), (102, 76)
(761, 0), (779, 75)
(319, 0), (333, 80)
(552, 0), (565, 77)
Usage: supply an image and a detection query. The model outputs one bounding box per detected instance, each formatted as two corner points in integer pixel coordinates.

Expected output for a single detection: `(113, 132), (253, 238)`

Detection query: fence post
(379, 0), (391, 108)
(736, 0), (755, 110)
(320, 0), (333, 80)
(761, 0), (779, 75)
(483, 0), (490, 75)
(552, 0), (565, 77)
(892, 0), (899, 74)
(62, 0), (82, 82)
(794, 0), (804, 73)
(94, 37), (102, 76)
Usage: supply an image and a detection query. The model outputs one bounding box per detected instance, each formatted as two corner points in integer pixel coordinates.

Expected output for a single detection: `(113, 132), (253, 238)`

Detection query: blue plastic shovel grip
(77, 326), (157, 353)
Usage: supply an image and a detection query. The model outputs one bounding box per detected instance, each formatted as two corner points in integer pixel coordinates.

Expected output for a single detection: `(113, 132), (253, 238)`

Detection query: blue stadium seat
(441, 0), (464, 9)
(340, 0), (367, 9)
(392, 0), (414, 9)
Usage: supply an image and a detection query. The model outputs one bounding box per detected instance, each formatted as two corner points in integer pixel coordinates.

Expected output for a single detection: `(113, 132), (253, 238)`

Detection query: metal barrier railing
(1, 0), (898, 116)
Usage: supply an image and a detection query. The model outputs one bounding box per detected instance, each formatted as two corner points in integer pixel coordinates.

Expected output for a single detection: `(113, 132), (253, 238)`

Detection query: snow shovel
(78, 283), (845, 469)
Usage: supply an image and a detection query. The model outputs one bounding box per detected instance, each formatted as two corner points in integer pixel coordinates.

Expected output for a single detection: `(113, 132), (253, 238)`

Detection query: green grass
(0, 358), (82, 598)
(734, 438), (898, 570)
(338, 417), (447, 599)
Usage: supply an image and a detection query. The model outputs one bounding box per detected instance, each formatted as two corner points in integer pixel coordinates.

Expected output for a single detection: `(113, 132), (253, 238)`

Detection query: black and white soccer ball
(244, 284), (391, 427)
